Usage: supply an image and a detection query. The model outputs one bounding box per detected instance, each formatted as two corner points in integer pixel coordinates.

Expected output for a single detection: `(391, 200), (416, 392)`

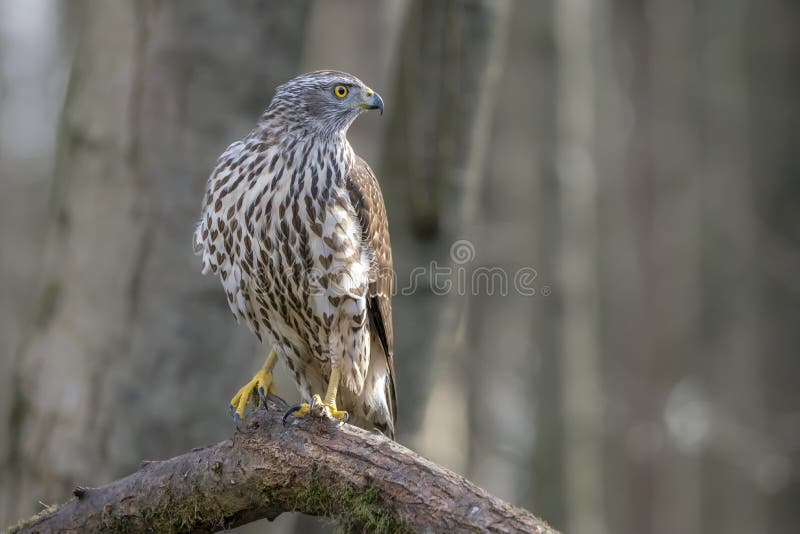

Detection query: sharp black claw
(233, 411), (240, 432)
(258, 386), (267, 408)
(343, 412), (350, 423)
(283, 403), (303, 426)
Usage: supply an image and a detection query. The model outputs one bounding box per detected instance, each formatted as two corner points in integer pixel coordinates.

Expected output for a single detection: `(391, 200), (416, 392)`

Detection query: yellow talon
(311, 393), (349, 421)
(282, 394), (348, 423)
(291, 401), (311, 418)
(282, 368), (349, 424)
(230, 348), (278, 424)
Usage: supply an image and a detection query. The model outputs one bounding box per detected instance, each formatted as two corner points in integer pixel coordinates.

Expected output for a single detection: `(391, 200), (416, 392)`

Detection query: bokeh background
(1, 0), (799, 533)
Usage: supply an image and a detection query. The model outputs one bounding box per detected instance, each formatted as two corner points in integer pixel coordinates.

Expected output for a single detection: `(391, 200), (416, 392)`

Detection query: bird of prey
(194, 71), (396, 438)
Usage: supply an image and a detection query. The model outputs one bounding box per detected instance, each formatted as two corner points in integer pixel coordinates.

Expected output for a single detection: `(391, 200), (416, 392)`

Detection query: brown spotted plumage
(194, 71), (395, 437)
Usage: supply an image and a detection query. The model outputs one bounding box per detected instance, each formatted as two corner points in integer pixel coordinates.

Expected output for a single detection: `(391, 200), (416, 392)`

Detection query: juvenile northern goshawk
(194, 71), (396, 438)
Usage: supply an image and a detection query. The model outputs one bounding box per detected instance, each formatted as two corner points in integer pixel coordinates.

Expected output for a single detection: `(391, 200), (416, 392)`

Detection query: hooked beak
(362, 88), (384, 115)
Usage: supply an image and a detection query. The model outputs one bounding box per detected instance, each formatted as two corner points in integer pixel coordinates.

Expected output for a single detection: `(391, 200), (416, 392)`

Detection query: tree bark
(8, 406), (557, 534)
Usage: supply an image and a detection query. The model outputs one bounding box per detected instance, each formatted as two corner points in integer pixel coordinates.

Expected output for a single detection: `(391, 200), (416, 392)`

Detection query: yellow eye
(333, 85), (349, 98)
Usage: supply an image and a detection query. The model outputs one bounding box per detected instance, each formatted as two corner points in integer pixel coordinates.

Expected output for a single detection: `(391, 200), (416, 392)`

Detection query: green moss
(87, 486), (231, 534)
(342, 485), (407, 534)
(134, 489), (229, 533)
(290, 484), (409, 534)
(8, 482), (406, 533)
(7, 503), (61, 534)
(6, 491), (235, 534)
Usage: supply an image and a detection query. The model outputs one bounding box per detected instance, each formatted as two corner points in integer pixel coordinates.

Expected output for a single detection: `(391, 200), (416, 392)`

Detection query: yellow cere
(334, 85), (348, 98)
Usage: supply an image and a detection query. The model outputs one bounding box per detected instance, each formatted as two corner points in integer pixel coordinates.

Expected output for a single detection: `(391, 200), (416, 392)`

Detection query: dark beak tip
(368, 93), (384, 116)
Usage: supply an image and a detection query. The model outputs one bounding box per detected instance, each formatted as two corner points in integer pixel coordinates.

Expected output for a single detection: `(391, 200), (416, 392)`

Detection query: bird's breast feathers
(194, 134), (373, 384)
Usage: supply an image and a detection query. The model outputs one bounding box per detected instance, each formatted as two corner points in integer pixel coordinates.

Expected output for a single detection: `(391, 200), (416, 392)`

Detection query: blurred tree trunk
(749, 3), (800, 534)
(463, 0), (554, 509)
(646, 1), (705, 531)
(526, 0), (567, 527)
(0, 3), (77, 524)
(600, 0), (707, 532)
(1, 0), (311, 526)
(699, 1), (765, 533)
(554, 1), (606, 534)
(2, 0), (149, 521)
(383, 0), (470, 455)
(384, 0), (513, 471)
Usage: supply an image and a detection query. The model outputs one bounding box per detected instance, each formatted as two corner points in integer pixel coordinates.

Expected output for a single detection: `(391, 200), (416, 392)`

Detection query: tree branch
(9, 405), (558, 533)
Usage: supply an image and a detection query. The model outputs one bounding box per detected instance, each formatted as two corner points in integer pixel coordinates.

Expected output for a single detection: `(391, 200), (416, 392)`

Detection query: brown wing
(346, 156), (397, 426)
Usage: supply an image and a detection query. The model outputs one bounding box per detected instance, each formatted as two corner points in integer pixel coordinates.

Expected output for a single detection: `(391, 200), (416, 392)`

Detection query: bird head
(269, 71), (384, 137)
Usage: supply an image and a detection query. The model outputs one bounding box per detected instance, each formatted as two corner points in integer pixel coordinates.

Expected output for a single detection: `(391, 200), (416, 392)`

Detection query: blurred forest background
(1, 0), (799, 533)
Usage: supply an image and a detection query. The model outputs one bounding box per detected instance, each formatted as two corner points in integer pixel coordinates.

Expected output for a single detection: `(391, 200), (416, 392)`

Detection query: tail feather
(342, 335), (395, 439)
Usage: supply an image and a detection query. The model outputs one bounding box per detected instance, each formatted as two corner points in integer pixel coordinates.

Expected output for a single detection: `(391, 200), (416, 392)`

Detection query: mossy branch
(8, 405), (557, 533)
